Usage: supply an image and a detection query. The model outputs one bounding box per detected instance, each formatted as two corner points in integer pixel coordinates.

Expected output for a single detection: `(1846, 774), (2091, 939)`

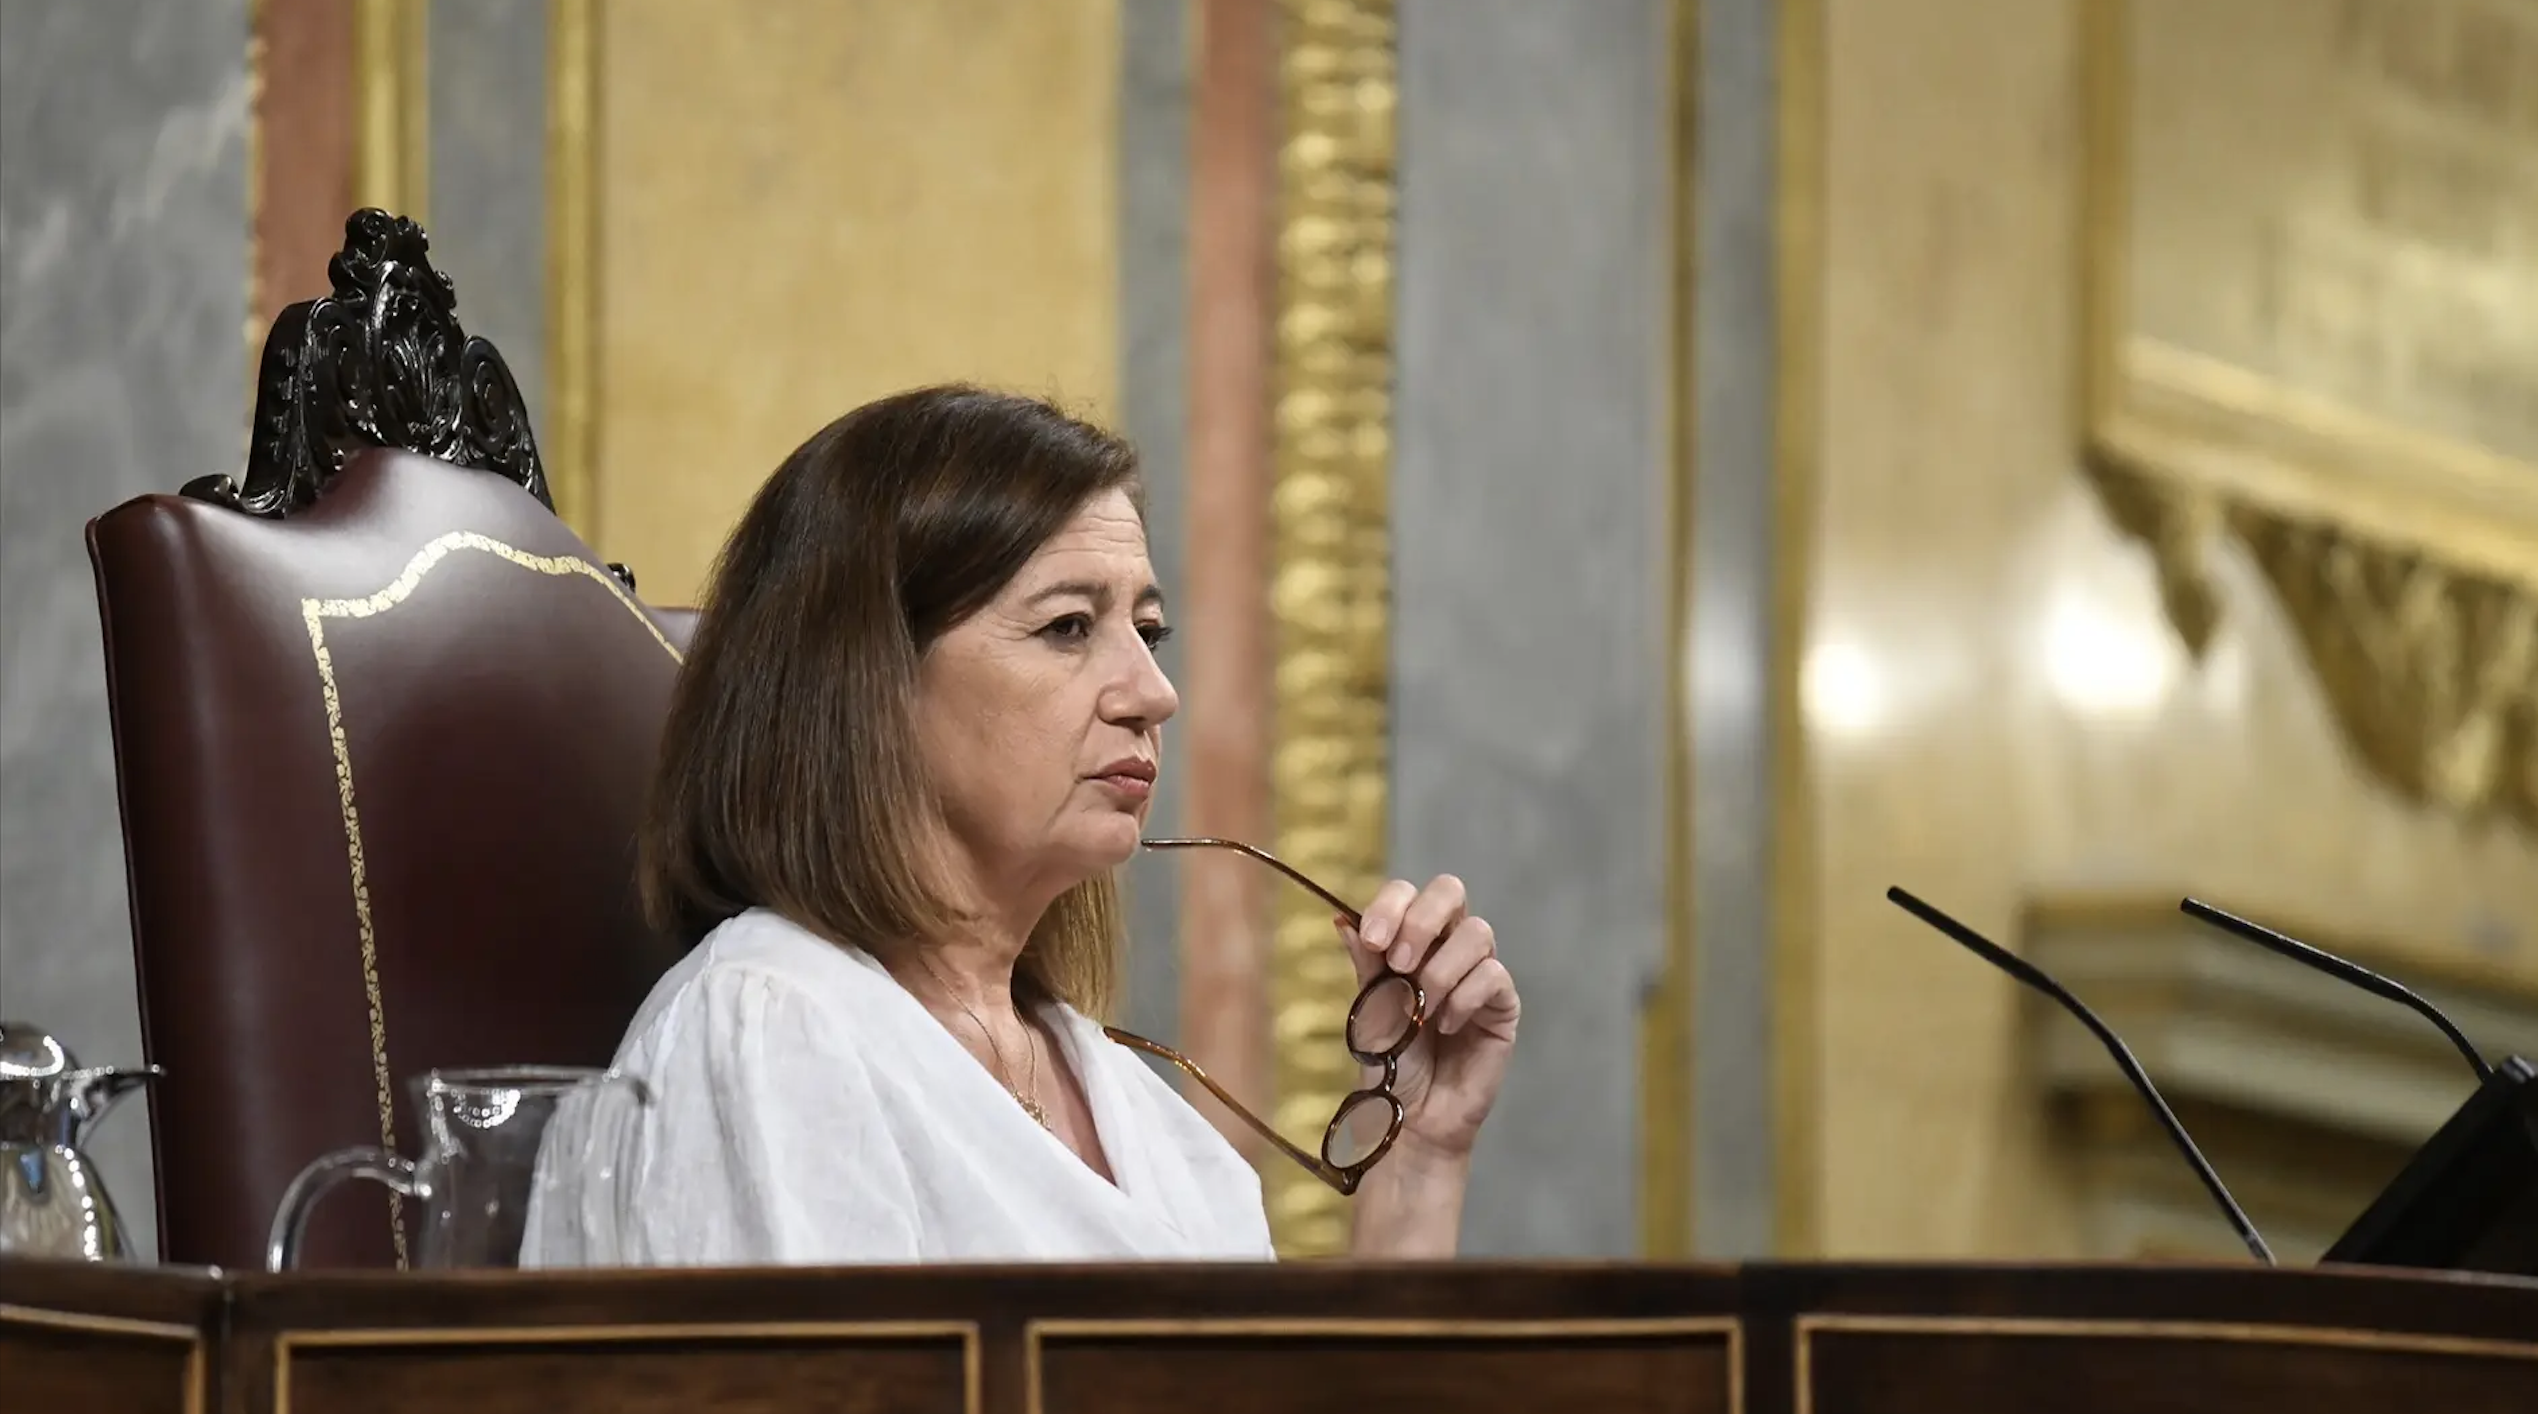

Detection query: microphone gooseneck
(1885, 886), (2276, 1266)
(2179, 898), (2494, 1084)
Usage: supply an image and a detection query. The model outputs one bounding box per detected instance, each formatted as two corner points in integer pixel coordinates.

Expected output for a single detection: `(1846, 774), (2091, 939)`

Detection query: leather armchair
(87, 211), (693, 1269)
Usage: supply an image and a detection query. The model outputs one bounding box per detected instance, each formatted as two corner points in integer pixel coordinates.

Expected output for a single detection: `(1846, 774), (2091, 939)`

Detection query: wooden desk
(6, 1258), (2533, 1414)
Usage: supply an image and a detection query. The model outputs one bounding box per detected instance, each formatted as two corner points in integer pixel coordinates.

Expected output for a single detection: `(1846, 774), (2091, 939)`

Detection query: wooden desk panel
(274, 1326), (975, 1414)
(4, 1257), (2531, 1412)
(0, 1261), (219, 1414)
(1797, 1317), (2538, 1414)
(1029, 1319), (1738, 1414)
(0, 1308), (207, 1414)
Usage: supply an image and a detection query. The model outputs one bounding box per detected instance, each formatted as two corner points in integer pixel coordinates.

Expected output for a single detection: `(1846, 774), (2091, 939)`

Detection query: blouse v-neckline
(848, 943), (1133, 1196)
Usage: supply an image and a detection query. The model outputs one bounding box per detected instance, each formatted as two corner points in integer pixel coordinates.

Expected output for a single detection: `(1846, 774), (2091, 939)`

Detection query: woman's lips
(1089, 760), (1156, 802)
(1091, 772), (1153, 802)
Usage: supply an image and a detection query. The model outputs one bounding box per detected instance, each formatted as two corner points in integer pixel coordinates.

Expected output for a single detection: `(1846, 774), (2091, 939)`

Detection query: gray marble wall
(0, 0), (252, 1262)
(1393, 0), (1673, 1257)
(1116, 0), (1191, 1045)
(425, 0), (549, 447)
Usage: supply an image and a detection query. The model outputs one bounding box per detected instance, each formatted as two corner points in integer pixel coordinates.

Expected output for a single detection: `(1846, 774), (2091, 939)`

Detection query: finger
(1411, 915), (1496, 1006)
(1389, 873), (1468, 972)
(1431, 956), (1519, 1037)
(1353, 877), (1421, 957)
(1333, 916), (1389, 986)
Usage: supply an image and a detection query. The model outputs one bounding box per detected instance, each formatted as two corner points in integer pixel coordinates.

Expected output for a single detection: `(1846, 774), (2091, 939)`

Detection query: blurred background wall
(1, 0), (2530, 1266)
(0, 0), (251, 1270)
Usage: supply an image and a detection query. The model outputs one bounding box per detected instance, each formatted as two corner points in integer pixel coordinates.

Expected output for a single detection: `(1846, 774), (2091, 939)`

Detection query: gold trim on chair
(1268, 0), (1397, 1257)
(301, 529), (680, 1264)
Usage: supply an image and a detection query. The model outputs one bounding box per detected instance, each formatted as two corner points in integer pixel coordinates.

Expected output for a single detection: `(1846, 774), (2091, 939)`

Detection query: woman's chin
(1065, 815), (1146, 871)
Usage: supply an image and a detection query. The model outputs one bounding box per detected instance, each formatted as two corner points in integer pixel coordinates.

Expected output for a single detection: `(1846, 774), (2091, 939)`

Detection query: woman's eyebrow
(1023, 579), (1109, 609)
(1023, 581), (1169, 612)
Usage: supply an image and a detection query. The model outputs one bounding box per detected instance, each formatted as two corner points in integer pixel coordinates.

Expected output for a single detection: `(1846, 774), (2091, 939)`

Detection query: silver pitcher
(0, 1021), (161, 1261)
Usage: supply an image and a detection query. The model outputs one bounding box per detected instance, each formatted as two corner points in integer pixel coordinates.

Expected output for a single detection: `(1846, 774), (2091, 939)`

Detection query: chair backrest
(88, 210), (693, 1269)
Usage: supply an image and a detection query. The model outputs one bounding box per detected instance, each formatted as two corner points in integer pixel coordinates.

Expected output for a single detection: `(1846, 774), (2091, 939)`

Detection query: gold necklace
(914, 951), (1050, 1129)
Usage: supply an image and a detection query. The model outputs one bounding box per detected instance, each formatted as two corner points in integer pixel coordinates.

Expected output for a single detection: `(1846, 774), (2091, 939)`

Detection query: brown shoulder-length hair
(641, 384), (1144, 1016)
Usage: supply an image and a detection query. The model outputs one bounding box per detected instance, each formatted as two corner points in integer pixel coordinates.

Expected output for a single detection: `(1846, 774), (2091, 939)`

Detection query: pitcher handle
(264, 1147), (420, 1272)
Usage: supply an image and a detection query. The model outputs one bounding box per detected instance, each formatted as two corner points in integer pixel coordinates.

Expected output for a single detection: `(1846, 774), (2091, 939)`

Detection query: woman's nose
(1106, 646), (1180, 727)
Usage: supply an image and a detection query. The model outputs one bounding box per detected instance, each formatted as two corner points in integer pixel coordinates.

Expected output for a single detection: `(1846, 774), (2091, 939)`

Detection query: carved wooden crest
(186, 209), (634, 590)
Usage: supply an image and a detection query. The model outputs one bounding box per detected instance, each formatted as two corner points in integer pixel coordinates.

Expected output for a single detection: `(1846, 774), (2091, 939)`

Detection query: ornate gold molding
(1269, 0), (1395, 1257)
(545, 0), (601, 544)
(2236, 513), (2537, 823)
(2079, 0), (2538, 831)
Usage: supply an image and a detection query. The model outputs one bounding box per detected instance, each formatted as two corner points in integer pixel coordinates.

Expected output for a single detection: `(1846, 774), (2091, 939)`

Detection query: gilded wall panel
(589, 0), (1121, 605)
(2082, 0), (2538, 827)
(1811, 0), (2536, 1265)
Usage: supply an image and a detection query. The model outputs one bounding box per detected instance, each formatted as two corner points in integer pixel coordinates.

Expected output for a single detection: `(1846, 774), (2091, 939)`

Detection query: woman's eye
(1139, 622), (1174, 649)
(1042, 613), (1094, 642)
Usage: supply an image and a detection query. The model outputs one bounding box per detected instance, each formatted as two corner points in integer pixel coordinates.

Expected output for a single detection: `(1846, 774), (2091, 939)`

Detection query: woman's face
(915, 487), (1179, 906)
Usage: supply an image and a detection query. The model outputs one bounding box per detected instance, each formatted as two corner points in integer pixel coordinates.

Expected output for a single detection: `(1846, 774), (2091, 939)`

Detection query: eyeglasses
(1104, 836), (1428, 1196)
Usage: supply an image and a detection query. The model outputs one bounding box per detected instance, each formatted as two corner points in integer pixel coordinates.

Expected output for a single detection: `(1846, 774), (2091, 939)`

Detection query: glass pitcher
(265, 1065), (646, 1271)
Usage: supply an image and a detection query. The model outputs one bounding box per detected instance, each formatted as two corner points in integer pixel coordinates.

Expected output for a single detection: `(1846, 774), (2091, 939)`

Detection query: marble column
(1118, 0), (1194, 1045)
(423, 0), (550, 457)
(0, 0), (253, 1262)
(1392, 0), (1673, 1257)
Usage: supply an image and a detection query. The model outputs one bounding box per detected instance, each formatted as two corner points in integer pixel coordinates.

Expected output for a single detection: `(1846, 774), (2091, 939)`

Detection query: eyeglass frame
(1102, 836), (1430, 1197)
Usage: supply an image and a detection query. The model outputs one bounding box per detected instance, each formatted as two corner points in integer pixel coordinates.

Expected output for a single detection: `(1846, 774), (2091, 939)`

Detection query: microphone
(2178, 898), (2493, 1082)
(2177, 898), (2537, 1277)
(1885, 886), (2276, 1264)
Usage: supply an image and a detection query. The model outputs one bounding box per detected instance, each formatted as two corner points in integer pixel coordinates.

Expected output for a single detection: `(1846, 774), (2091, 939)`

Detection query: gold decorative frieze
(2080, 0), (2538, 828)
(1270, 0), (1396, 1256)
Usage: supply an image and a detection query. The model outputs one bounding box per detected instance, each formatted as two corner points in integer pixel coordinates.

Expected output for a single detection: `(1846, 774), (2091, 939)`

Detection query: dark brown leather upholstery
(650, 605), (699, 653)
(89, 450), (692, 1270)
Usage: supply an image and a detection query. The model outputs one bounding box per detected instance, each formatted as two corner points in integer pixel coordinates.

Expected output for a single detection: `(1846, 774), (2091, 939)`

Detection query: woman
(527, 386), (1519, 1264)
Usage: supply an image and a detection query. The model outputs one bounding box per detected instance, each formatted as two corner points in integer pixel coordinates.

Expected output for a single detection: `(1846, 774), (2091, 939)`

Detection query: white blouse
(520, 908), (1275, 1266)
